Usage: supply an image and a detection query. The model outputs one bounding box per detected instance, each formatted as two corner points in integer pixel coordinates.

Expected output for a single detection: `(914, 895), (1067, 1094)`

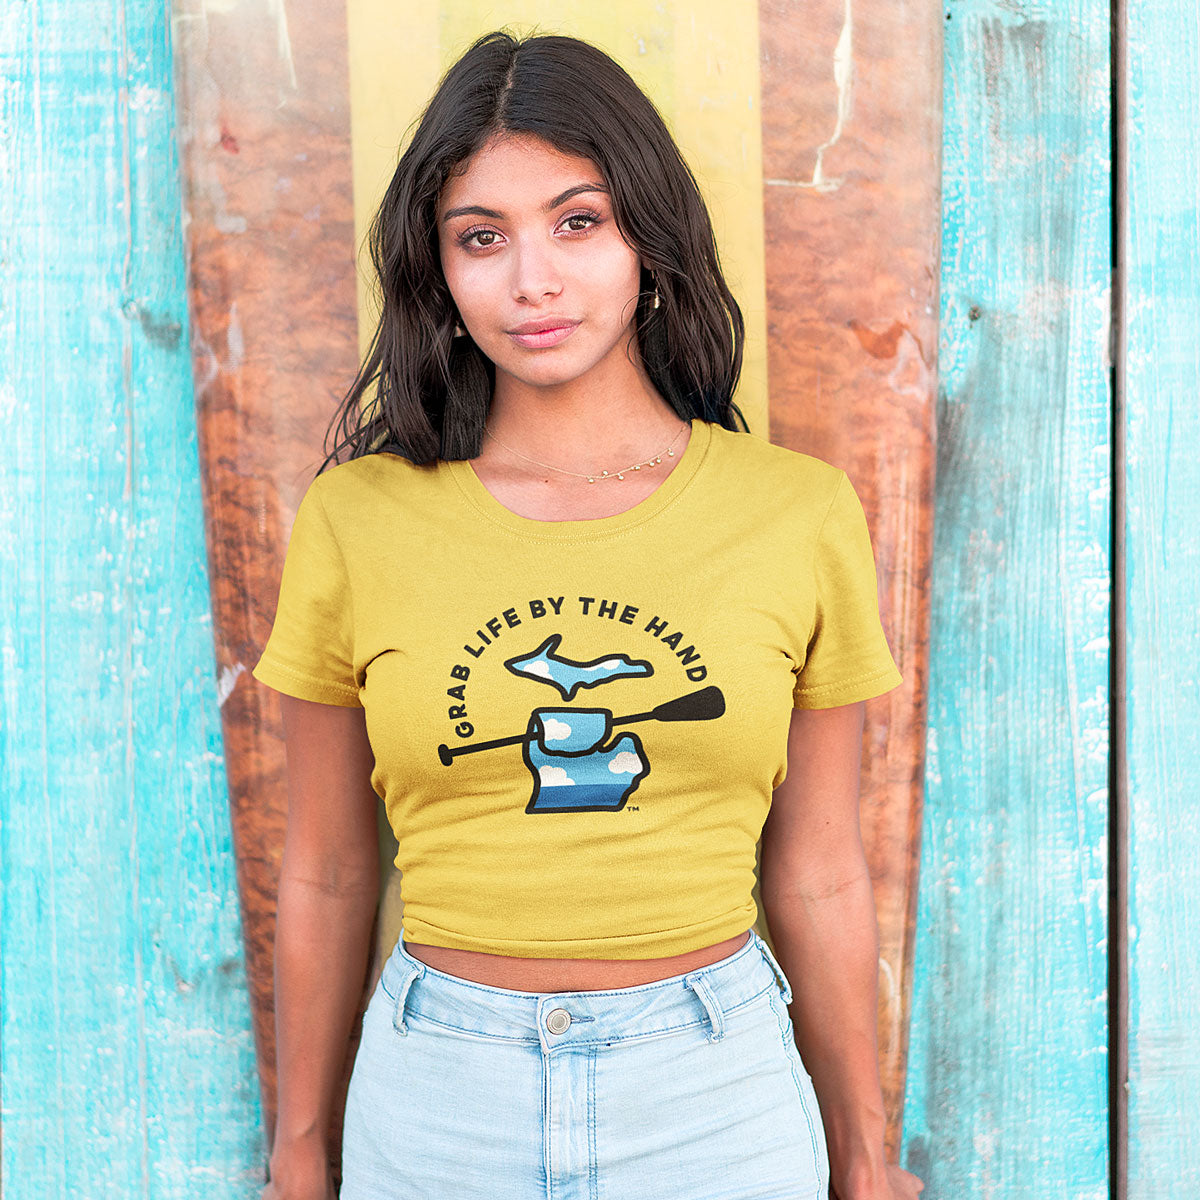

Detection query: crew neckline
(446, 418), (713, 541)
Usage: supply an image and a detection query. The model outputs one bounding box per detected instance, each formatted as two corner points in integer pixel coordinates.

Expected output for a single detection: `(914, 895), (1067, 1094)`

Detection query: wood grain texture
(170, 0), (363, 1166)
(1123, 0), (1200, 1194)
(901, 4), (1111, 1195)
(0, 0), (263, 1192)
(757, 0), (940, 1154)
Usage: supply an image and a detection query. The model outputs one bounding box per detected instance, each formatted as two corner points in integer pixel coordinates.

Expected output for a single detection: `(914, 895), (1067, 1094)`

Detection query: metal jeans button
(545, 1007), (571, 1034)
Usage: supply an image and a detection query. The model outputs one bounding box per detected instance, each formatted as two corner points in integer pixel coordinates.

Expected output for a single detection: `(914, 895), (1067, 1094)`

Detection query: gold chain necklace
(482, 420), (690, 484)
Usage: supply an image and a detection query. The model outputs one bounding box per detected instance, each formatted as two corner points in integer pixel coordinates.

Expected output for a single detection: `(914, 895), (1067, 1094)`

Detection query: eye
(454, 209), (603, 250)
(456, 226), (499, 249)
(561, 209), (602, 234)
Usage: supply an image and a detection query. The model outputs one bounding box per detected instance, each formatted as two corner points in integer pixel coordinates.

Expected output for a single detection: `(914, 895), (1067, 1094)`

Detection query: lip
(506, 318), (581, 349)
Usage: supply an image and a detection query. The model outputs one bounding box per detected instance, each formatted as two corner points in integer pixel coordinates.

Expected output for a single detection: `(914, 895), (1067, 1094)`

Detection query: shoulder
(705, 423), (844, 510)
(309, 449), (441, 512)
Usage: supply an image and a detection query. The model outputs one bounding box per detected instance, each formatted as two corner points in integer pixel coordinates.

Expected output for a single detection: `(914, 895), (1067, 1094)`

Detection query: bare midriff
(403, 928), (752, 993)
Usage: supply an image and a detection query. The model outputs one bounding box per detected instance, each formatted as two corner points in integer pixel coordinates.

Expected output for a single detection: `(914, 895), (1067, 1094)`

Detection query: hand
(832, 1160), (925, 1200)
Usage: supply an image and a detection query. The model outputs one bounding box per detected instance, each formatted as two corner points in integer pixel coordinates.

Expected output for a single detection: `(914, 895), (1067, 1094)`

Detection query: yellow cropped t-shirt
(251, 419), (903, 958)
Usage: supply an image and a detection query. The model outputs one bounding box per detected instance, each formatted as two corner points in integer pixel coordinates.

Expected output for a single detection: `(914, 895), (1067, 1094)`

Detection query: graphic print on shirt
(437, 602), (726, 814)
(506, 633), (652, 700)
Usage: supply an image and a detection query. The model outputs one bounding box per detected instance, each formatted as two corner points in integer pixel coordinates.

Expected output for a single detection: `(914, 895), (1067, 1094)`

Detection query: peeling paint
(216, 662), (246, 707)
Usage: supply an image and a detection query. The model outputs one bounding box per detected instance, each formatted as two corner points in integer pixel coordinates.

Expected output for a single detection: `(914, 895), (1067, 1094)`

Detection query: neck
(485, 357), (684, 472)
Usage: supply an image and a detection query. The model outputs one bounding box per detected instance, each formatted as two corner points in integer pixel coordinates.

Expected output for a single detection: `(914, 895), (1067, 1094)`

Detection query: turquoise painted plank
(901, 4), (1111, 1196)
(1124, 1), (1200, 1194)
(0, 0), (264, 1194)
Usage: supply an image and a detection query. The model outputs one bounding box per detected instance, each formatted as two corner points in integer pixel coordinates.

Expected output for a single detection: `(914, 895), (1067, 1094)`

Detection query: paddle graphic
(436, 684), (726, 766)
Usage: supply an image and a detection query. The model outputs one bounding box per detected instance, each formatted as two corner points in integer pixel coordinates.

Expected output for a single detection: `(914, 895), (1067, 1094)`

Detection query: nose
(509, 238), (563, 305)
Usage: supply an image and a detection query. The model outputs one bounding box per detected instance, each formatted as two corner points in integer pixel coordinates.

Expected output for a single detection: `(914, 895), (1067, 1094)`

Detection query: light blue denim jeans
(340, 927), (829, 1199)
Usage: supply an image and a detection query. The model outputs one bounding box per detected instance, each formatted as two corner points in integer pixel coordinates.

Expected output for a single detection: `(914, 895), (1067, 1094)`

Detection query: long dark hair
(319, 28), (750, 473)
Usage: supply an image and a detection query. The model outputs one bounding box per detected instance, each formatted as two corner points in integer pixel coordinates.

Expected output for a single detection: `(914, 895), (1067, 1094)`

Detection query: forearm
(761, 872), (888, 1195)
(271, 871), (379, 1155)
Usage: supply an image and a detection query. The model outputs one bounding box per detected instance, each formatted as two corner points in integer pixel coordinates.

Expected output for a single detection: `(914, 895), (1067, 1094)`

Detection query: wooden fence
(2, 2), (1196, 1196)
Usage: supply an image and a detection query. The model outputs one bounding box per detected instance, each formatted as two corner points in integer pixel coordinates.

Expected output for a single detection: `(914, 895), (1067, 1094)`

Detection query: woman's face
(435, 133), (647, 391)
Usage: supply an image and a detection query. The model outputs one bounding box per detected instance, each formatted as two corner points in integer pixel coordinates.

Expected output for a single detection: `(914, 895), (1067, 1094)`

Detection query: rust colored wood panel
(171, 0), (364, 1165)
(757, 0), (940, 1154)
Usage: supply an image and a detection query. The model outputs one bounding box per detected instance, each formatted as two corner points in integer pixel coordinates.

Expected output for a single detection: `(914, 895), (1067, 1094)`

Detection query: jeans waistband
(379, 927), (794, 1052)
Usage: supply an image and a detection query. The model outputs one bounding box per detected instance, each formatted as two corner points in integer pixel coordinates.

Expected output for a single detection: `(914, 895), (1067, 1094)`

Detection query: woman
(254, 29), (924, 1200)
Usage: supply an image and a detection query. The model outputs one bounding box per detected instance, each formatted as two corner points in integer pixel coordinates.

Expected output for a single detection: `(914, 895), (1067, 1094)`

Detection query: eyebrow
(440, 182), (610, 224)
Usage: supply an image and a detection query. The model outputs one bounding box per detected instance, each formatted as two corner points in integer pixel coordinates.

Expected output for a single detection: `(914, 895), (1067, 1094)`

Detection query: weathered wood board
(170, 0), (365, 1157)
(757, 0), (941, 1152)
(901, 5), (1112, 1196)
(1123, 0), (1200, 1194)
(0, 0), (263, 1192)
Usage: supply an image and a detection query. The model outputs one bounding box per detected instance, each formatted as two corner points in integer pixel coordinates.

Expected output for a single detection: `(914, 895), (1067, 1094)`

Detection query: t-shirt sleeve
(792, 469), (904, 709)
(250, 477), (362, 707)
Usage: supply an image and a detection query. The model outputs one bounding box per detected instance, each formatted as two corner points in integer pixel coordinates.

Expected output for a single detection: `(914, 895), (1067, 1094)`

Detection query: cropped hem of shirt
(251, 654), (363, 707)
(792, 660), (904, 709)
(400, 901), (758, 960)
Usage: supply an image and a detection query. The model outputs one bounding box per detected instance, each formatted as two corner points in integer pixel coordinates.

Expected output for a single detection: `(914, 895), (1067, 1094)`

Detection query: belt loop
(391, 959), (425, 1037)
(753, 930), (794, 1005)
(684, 972), (726, 1043)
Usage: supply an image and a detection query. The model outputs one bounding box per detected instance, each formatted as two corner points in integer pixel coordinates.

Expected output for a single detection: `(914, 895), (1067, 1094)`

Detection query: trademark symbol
(626, 806), (639, 812)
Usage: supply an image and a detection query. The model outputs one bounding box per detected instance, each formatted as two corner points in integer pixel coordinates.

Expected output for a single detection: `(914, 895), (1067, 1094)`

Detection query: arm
(266, 694), (381, 1197)
(759, 701), (923, 1200)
